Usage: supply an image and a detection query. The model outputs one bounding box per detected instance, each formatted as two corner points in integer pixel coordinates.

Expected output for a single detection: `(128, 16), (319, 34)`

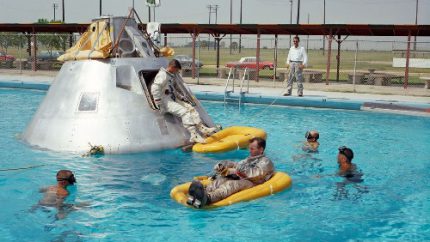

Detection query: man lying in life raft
(187, 137), (274, 208)
(151, 59), (218, 143)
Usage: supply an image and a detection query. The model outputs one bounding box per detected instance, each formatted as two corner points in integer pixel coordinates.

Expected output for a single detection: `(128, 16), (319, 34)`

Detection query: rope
(246, 89), (285, 124)
(241, 67), (290, 124)
(0, 164), (45, 172)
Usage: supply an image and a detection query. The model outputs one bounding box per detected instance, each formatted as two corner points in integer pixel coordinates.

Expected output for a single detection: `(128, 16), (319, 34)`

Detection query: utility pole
(289, 0), (293, 46)
(214, 5), (219, 50)
(53, 3), (58, 21)
(99, 0), (102, 16)
(215, 5), (218, 24)
(207, 5), (212, 50)
(148, 6), (151, 22)
(62, 0), (65, 22)
(306, 13), (310, 52)
(239, 0), (243, 53)
(207, 4), (219, 50)
(414, 0), (418, 52)
(229, 0), (233, 54)
(296, 0), (300, 24)
(323, 0), (326, 55)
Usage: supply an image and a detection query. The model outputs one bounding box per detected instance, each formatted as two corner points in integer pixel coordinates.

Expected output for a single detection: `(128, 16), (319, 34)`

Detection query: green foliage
(0, 33), (24, 53)
(38, 34), (67, 52)
(36, 18), (50, 24)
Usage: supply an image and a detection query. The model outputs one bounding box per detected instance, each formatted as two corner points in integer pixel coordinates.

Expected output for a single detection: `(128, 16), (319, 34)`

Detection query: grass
(3, 46), (428, 84)
(175, 47), (429, 84)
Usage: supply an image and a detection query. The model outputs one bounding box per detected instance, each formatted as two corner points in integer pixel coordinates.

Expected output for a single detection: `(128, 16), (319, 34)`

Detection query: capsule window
(78, 92), (99, 112)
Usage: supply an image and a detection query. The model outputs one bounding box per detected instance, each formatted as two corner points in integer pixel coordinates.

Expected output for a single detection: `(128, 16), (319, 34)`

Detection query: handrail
(239, 67), (247, 94)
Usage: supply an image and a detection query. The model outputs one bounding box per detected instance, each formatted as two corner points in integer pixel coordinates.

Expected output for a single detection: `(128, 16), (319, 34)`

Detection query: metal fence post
(197, 36), (200, 85)
(256, 29), (260, 82)
(191, 30), (197, 79)
(273, 34), (278, 87)
(19, 34), (23, 74)
(325, 34), (332, 85)
(404, 33), (411, 89)
(352, 40), (358, 93)
(31, 32), (37, 72)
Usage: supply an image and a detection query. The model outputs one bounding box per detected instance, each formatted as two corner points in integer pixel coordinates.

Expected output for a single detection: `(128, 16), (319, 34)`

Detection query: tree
(38, 34), (67, 53)
(230, 41), (238, 51)
(0, 33), (23, 54)
(36, 18), (50, 24)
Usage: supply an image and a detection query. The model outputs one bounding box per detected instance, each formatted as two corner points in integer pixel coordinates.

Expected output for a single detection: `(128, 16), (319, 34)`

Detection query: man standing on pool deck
(187, 137), (274, 208)
(283, 36), (308, 97)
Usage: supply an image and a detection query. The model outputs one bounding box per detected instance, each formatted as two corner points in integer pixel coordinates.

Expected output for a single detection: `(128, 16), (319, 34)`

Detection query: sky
(0, 0), (429, 25)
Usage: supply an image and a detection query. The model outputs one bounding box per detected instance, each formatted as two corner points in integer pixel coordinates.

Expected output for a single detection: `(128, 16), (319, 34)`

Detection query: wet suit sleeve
(237, 157), (274, 182)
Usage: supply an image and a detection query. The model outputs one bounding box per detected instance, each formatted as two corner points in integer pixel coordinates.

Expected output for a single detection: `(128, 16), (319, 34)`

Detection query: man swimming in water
(39, 170), (76, 206)
(292, 130), (321, 163)
(337, 146), (363, 183)
(333, 146), (368, 200)
(302, 130), (320, 152)
(38, 170), (76, 219)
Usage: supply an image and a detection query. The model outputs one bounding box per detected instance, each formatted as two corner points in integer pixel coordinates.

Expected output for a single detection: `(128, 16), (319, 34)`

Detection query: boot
(188, 180), (209, 208)
(187, 126), (206, 144)
(197, 123), (218, 137)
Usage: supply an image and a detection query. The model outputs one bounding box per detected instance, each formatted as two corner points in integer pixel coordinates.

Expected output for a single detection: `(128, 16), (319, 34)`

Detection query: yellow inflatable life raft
(170, 172), (292, 208)
(192, 126), (267, 153)
(58, 19), (112, 61)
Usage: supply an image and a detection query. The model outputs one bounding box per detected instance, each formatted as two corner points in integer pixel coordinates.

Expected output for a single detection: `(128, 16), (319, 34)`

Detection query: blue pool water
(0, 88), (429, 241)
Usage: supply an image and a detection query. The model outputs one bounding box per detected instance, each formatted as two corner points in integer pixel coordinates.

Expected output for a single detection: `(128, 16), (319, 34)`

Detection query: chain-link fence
(166, 34), (430, 89)
(0, 33), (78, 73)
(1, 32), (429, 89)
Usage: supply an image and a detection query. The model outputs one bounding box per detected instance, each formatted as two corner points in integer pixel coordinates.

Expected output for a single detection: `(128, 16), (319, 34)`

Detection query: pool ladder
(224, 67), (250, 108)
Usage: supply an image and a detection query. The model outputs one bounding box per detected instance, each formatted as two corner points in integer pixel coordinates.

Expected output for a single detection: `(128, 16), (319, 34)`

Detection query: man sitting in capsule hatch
(151, 59), (217, 143)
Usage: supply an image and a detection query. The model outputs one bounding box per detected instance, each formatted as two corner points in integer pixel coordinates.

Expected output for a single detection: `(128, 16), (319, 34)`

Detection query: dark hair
(293, 36), (300, 42)
(249, 137), (266, 150)
(338, 146), (354, 163)
(313, 133), (319, 140)
(169, 59), (182, 69)
(56, 170), (76, 185)
(305, 131), (319, 140)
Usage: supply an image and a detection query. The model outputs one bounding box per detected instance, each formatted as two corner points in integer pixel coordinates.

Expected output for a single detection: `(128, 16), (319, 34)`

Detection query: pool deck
(1, 71), (429, 116)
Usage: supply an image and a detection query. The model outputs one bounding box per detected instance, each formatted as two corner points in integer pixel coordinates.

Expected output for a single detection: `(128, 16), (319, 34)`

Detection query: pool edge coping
(1, 79), (429, 117)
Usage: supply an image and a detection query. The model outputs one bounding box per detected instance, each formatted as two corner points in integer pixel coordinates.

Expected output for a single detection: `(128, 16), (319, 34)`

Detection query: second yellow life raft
(170, 172), (292, 208)
(192, 126), (267, 153)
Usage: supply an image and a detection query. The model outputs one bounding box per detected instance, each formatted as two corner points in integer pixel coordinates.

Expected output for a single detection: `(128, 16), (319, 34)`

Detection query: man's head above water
(56, 170), (76, 187)
(305, 130), (319, 142)
(248, 137), (266, 157)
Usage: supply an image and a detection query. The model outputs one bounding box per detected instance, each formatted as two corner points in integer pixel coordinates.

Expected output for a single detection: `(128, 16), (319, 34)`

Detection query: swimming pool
(1, 88), (429, 241)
